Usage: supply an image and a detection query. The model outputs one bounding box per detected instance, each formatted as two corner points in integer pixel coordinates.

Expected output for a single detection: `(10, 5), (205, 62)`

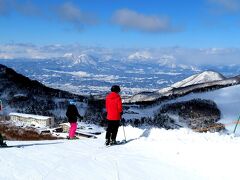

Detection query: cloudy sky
(0, 0), (240, 48)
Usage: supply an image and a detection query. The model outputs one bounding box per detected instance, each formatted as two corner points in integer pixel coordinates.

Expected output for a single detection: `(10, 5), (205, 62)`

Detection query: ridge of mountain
(127, 71), (240, 104)
(0, 64), (85, 100)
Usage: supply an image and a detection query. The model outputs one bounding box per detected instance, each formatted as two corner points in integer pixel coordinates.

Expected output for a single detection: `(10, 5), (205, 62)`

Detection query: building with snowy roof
(9, 112), (55, 128)
(59, 123), (70, 133)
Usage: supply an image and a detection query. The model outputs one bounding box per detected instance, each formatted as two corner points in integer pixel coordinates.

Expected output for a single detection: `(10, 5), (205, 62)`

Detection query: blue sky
(0, 0), (240, 48)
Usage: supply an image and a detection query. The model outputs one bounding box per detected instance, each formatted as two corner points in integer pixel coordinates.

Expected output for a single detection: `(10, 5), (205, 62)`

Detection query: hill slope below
(1, 127), (240, 180)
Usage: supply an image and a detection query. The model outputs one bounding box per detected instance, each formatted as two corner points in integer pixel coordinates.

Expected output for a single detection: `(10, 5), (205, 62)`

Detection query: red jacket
(106, 92), (123, 120)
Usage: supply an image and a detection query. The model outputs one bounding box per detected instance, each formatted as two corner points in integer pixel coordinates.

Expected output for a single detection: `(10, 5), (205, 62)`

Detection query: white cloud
(169, 47), (240, 65)
(112, 8), (180, 33)
(208, 0), (240, 12)
(1, 44), (240, 66)
(0, 0), (42, 17)
(0, 43), (63, 59)
(0, 0), (12, 16)
(0, 1), (98, 31)
(14, 1), (41, 17)
(55, 2), (98, 30)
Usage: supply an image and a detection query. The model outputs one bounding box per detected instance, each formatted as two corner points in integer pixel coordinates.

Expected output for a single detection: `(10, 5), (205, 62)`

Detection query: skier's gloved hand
(78, 116), (83, 121)
(103, 112), (107, 119)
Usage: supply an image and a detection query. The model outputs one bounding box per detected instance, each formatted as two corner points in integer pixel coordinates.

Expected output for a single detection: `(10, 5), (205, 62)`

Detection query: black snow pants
(105, 120), (120, 141)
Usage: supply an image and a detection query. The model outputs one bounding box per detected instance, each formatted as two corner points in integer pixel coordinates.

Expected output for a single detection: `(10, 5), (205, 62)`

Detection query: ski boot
(105, 139), (110, 146)
(110, 139), (117, 145)
(0, 133), (7, 147)
(67, 136), (79, 140)
(0, 141), (7, 147)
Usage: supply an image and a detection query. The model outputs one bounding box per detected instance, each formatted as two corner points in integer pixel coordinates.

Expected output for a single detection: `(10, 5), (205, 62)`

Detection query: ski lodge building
(59, 123), (70, 132)
(9, 112), (55, 128)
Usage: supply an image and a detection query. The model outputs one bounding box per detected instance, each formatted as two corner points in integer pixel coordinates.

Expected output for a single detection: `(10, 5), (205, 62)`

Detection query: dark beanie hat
(111, 85), (121, 93)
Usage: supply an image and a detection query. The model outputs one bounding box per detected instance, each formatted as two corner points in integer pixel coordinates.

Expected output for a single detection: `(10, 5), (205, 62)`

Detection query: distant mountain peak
(63, 53), (74, 58)
(128, 51), (153, 61)
(63, 53), (97, 66)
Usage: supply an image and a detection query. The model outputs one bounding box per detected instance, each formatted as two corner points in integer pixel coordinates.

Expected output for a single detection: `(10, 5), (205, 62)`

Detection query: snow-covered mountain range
(1, 51), (240, 96)
(0, 53), (204, 95)
(1, 63), (240, 133)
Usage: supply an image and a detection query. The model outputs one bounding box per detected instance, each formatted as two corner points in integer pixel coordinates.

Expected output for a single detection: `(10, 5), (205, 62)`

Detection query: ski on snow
(0, 145), (24, 148)
(103, 140), (127, 148)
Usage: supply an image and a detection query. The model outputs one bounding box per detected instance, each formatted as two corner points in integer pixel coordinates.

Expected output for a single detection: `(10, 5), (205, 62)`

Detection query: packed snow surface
(1, 127), (240, 180)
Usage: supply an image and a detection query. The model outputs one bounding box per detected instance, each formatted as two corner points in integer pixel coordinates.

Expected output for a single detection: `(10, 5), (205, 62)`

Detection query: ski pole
(233, 115), (240, 134)
(122, 120), (127, 142)
(122, 125), (126, 142)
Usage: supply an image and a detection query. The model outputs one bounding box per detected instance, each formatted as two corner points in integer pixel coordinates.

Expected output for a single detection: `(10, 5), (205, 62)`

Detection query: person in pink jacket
(66, 100), (82, 139)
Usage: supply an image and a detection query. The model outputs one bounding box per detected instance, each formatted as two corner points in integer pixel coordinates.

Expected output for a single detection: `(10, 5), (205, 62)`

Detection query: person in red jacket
(105, 85), (123, 145)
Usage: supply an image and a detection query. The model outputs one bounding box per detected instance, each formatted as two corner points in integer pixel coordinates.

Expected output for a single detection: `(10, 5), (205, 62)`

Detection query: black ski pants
(0, 133), (4, 145)
(106, 120), (120, 141)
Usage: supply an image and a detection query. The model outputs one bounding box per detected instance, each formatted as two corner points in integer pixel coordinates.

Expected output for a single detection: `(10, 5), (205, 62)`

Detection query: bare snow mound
(171, 70), (225, 89)
(129, 71), (226, 103)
